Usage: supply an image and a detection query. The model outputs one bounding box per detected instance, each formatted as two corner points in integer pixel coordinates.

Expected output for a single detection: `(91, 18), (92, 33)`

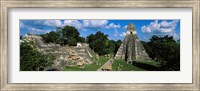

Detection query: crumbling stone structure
(114, 23), (150, 64)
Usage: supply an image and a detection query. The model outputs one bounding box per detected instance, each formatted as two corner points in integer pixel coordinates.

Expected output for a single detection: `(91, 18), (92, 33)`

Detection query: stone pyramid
(114, 23), (150, 64)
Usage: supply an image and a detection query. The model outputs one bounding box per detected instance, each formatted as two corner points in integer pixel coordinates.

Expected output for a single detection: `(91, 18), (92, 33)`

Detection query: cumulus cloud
(21, 20), (125, 36)
(34, 20), (63, 27)
(159, 28), (174, 33)
(20, 20), (63, 30)
(105, 22), (121, 36)
(20, 20), (58, 34)
(63, 20), (82, 29)
(81, 20), (122, 36)
(160, 20), (178, 28)
(119, 32), (126, 37)
(64, 20), (122, 32)
(27, 27), (51, 34)
(141, 20), (178, 33)
(105, 23), (121, 29)
(141, 20), (160, 33)
(21, 20), (128, 40)
(141, 20), (180, 40)
(83, 20), (108, 28)
(168, 31), (180, 41)
(45, 20), (62, 27)
(141, 26), (151, 33)
(29, 27), (43, 32)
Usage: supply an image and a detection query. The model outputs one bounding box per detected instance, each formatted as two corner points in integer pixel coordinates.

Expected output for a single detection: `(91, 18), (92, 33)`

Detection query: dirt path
(97, 58), (113, 71)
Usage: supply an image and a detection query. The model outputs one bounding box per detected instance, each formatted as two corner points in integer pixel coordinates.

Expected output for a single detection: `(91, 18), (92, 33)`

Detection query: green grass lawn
(63, 56), (161, 71)
(112, 59), (161, 71)
(63, 57), (109, 71)
(137, 60), (161, 68)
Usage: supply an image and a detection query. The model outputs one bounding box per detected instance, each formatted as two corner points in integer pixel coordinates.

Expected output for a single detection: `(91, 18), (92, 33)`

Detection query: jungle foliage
(86, 31), (122, 56)
(40, 25), (85, 46)
(20, 41), (56, 71)
(141, 35), (180, 71)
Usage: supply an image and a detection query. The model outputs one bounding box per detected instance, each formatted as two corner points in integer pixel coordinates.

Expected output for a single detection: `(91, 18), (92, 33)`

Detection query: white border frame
(1, 0), (199, 90)
(9, 8), (192, 83)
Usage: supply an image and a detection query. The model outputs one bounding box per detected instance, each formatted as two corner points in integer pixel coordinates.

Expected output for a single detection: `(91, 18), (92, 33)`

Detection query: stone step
(114, 43), (124, 59)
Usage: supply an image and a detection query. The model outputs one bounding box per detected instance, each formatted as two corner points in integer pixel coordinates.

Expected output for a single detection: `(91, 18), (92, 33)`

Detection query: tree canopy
(142, 35), (180, 71)
(86, 31), (122, 56)
(40, 25), (122, 51)
(41, 25), (82, 46)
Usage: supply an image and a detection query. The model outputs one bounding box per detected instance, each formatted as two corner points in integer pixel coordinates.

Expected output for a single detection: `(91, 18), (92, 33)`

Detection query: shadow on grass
(132, 61), (161, 71)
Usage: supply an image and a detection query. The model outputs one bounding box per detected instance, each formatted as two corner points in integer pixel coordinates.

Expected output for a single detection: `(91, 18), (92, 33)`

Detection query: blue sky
(20, 20), (180, 41)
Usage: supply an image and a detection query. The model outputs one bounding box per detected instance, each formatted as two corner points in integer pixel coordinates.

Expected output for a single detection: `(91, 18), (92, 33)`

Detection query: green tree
(68, 37), (77, 46)
(142, 35), (180, 71)
(61, 25), (80, 45)
(86, 31), (109, 55)
(114, 40), (122, 54)
(86, 32), (123, 56)
(42, 31), (59, 43)
(20, 41), (55, 71)
(41, 25), (81, 46)
(78, 36), (86, 43)
(107, 40), (116, 54)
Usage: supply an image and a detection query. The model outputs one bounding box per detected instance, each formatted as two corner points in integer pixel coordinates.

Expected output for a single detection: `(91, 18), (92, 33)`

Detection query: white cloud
(159, 28), (174, 33)
(83, 20), (108, 28)
(141, 20), (178, 33)
(141, 20), (180, 40)
(35, 20), (63, 27)
(106, 23), (121, 29)
(149, 20), (160, 31)
(82, 20), (122, 36)
(29, 27), (43, 32)
(27, 27), (50, 34)
(20, 21), (52, 34)
(119, 32), (126, 37)
(45, 20), (62, 27)
(141, 26), (151, 33)
(169, 31), (180, 41)
(105, 22), (121, 36)
(123, 25), (128, 30)
(160, 20), (178, 28)
(63, 20), (82, 29)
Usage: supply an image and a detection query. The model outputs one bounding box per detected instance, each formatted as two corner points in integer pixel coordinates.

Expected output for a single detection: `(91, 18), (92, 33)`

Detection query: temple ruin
(23, 34), (95, 70)
(114, 23), (150, 64)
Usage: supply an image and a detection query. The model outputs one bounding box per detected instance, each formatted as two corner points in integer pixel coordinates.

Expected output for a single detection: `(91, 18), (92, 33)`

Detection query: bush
(20, 41), (55, 71)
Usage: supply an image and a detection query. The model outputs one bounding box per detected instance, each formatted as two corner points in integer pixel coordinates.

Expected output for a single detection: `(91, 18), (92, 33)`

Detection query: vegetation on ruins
(41, 25), (83, 46)
(141, 35), (180, 71)
(40, 25), (122, 56)
(20, 41), (56, 71)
